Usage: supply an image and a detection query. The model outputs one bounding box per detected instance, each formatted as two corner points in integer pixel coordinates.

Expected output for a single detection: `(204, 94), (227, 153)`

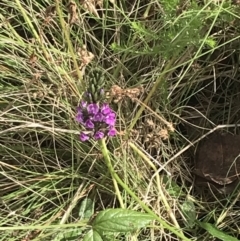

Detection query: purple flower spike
(94, 131), (104, 140)
(87, 103), (99, 115)
(76, 94), (117, 141)
(108, 127), (117, 137)
(80, 132), (90, 141)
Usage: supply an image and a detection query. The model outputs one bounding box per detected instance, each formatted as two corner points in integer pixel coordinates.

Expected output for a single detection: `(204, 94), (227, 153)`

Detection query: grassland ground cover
(1, 0), (240, 240)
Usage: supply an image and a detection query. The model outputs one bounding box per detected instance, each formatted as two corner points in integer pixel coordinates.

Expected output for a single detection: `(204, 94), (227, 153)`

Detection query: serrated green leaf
(181, 198), (196, 228)
(196, 221), (239, 241)
(92, 208), (154, 233)
(79, 198), (94, 219)
(83, 229), (103, 241)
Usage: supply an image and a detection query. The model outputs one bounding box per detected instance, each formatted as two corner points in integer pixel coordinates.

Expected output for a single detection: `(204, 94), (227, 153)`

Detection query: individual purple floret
(76, 100), (117, 142)
(87, 103), (99, 115)
(101, 103), (112, 115)
(80, 132), (90, 141)
(85, 119), (95, 129)
(94, 131), (104, 140)
(108, 127), (117, 137)
(93, 112), (104, 122)
(76, 111), (84, 124)
(81, 101), (88, 108)
(104, 112), (116, 126)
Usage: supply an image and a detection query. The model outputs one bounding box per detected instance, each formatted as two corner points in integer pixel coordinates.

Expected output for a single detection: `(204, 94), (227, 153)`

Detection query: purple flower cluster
(76, 101), (117, 141)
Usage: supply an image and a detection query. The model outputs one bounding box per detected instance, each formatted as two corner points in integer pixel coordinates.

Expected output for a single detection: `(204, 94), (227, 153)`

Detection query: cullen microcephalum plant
(76, 69), (117, 142)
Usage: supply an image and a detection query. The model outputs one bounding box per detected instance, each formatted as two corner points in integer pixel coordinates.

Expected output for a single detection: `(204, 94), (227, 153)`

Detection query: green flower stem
(99, 139), (125, 209)
(99, 139), (191, 241)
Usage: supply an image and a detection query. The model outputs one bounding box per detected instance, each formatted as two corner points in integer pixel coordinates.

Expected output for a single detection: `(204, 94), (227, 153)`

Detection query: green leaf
(83, 230), (103, 241)
(131, 22), (159, 40)
(52, 227), (84, 241)
(162, 176), (183, 198)
(197, 221), (239, 241)
(181, 197), (196, 228)
(92, 208), (154, 233)
(79, 198), (94, 219)
(204, 37), (217, 48)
